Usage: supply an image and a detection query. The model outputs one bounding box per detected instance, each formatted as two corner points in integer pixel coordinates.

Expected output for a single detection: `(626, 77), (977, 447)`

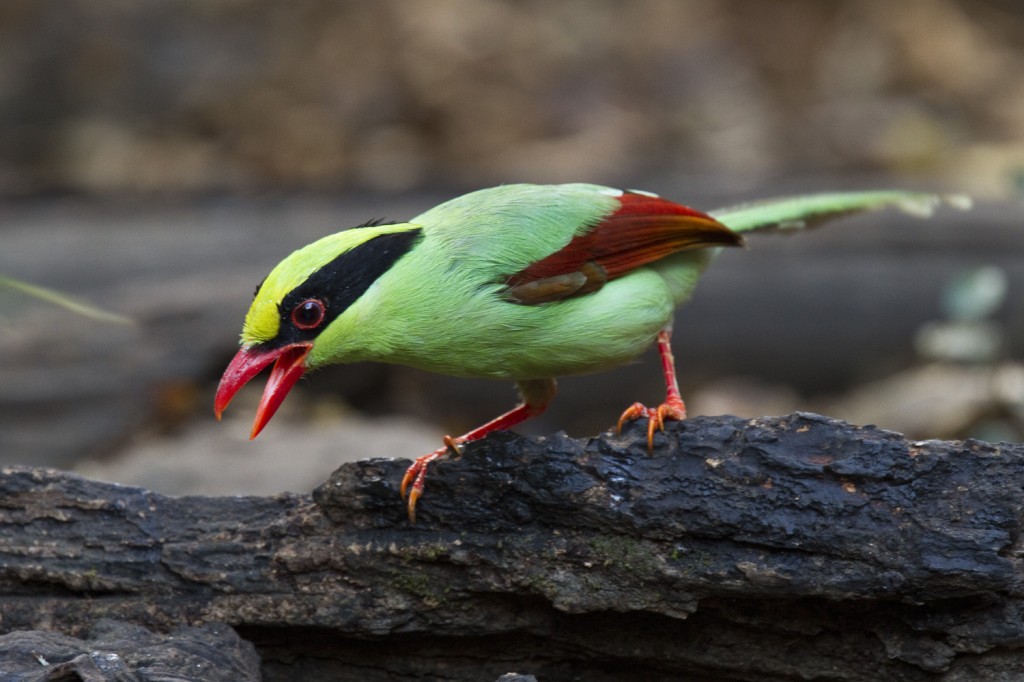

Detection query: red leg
(400, 378), (556, 522)
(617, 327), (687, 450)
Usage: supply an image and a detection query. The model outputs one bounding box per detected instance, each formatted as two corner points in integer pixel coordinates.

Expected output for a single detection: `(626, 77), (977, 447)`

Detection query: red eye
(291, 299), (325, 330)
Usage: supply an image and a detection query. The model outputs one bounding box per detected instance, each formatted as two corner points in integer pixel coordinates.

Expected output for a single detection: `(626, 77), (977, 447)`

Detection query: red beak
(214, 342), (312, 439)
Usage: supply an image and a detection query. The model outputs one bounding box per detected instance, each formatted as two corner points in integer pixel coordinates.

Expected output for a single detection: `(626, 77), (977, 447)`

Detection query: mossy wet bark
(2, 414), (1022, 681)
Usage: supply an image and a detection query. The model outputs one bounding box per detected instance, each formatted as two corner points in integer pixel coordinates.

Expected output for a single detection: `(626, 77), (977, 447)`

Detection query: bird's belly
(384, 269), (675, 380)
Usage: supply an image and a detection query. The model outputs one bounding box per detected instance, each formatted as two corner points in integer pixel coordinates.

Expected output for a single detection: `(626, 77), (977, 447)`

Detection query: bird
(214, 183), (965, 521)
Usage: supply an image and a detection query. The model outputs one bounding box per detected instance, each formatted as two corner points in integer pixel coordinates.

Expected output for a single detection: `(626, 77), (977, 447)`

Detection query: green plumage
(243, 183), (965, 381)
(711, 189), (964, 233)
(311, 184), (660, 378)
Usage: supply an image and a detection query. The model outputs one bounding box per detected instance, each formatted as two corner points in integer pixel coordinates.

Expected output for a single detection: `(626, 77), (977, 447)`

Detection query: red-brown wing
(503, 192), (743, 305)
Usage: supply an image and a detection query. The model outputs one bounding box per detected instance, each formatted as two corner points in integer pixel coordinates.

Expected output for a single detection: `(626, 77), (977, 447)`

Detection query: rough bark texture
(0, 620), (260, 681)
(2, 413), (1023, 681)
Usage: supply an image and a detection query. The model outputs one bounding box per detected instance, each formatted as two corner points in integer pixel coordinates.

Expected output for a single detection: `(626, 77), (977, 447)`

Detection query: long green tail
(710, 190), (971, 235)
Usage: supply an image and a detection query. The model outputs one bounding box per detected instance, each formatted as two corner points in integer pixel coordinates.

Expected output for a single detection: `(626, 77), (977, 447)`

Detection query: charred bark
(1, 413), (1022, 681)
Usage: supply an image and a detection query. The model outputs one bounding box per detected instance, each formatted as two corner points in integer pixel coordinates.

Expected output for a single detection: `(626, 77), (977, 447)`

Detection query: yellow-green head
(215, 222), (423, 438)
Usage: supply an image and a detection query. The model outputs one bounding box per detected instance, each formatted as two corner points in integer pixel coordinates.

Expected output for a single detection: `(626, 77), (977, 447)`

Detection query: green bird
(214, 183), (964, 521)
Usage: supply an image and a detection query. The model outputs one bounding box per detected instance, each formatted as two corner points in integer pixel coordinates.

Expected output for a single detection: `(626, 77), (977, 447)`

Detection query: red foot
(400, 435), (462, 523)
(398, 378), (556, 523)
(617, 327), (689, 450)
(616, 397), (687, 451)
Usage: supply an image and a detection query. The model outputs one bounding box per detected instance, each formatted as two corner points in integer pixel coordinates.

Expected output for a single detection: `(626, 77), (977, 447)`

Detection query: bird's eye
(291, 299), (325, 330)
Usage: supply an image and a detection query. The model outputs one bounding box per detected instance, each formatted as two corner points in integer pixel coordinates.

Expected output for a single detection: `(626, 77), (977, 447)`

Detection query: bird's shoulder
(410, 183), (623, 269)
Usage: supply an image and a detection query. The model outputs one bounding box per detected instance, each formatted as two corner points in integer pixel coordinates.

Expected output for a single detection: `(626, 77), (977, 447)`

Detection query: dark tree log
(0, 620), (260, 681)
(2, 413), (1023, 681)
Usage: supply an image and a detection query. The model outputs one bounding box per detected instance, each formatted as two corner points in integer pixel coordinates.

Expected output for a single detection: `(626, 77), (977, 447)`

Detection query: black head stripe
(252, 276), (267, 300)
(355, 218), (398, 228)
(272, 228), (422, 346)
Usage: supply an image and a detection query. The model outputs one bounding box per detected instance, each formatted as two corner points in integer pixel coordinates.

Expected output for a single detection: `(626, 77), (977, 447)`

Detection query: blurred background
(1, 0), (1022, 495)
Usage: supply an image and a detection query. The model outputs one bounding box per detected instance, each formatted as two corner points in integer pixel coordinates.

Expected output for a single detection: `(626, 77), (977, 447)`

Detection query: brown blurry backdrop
(1, 0), (1022, 197)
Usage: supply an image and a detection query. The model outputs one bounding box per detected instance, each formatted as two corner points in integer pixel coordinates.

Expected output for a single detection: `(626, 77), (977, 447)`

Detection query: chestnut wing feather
(503, 192), (742, 305)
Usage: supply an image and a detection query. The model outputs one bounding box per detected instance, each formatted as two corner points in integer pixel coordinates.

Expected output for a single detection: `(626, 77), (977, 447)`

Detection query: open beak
(214, 342), (313, 439)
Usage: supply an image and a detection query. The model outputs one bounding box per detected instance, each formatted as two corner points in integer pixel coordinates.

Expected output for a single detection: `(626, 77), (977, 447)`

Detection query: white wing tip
(896, 193), (972, 218)
(944, 193), (973, 211)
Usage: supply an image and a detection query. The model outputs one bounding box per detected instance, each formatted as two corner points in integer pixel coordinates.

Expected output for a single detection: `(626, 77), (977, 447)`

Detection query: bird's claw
(442, 434), (463, 457)
(616, 402), (648, 432)
(616, 399), (687, 451)
(399, 435), (464, 523)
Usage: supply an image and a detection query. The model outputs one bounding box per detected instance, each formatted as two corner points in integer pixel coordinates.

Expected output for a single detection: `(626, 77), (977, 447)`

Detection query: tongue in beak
(214, 342), (312, 439)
